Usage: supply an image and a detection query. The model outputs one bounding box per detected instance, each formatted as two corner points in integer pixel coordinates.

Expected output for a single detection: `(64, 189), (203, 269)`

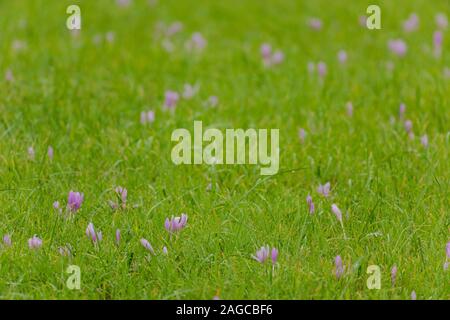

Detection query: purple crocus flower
(317, 61), (327, 78)
(67, 191), (83, 212)
(298, 128), (306, 143)
(346, 101), (353, 117)
(28, 235), (43, 249)
(403, 13), (419, 32)
(271, 247), (278, 264)
(115, 229), (121, 246)
(206, 95), (219, 108)
(108, 200), (119, 210)
(47, 146), (54, 160)
(86, 222), (100, 243)
(446, 241), (450, 259)
(420, 135), (428, 148)
(434, 31), (443, 48)
(388, 39), (407, 57)
(253, 246), (270, 263)
(391, 265), (398, 286)
(165, 213), (188, 233)
(260, 44), (283, 67)
(335, 255), (344, 279)
(404, 120), (413, 133)
(147, 110), (155, 123)
(252, 246), (278, 264)
(182, 83), (199, 99)
(5, 69), (14, 82)
(411, 291), (417, 300)
(105, 31), (115, 43)
(433, 31), (443, 57)
(58, 246), (71, 256)
(164, 218), (171, 231)
(164, 91), (179, 110)
(140, 110), (155, 124)
(140, 112), (146, 124)
(444, 262), (449, 271)
(308, 18), (322, 30)
(166, 21), (183, 37)
(140, 238), (155, 254)
(115, 186), (127, 208)
(192, 32), (207, 49)
(28, 146), (35, 159)
(86, 223), (96, 241)
(306, 194), (315, 214)
(359, 15), (367, 27)
(186, 32), (207, 51)
(331, 204), (342, 222)
(162, 246), (168, 255)
(3, 234), (12, 247)
(435, 13), (448, 30)
(260, 43), (272, 60)
(399, 103), (406, 119)
(53, 201), (62, 214)
(338, 50), (347, 64)
(271, 50), (284, 65)
(317, 182), (331, 197)
(116, 0), (131, 7)
(12, 39), (27, 52)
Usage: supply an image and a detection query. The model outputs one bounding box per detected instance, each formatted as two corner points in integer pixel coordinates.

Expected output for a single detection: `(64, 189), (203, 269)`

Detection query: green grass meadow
(0, 0), (449, 299)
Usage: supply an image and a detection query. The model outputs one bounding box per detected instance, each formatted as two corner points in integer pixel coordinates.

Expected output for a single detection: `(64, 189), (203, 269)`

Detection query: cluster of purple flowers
(252, 246), (278, 265)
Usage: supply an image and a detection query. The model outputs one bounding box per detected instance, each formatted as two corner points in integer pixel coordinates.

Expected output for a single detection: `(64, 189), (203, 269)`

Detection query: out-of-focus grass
(0, 0), (448, 299)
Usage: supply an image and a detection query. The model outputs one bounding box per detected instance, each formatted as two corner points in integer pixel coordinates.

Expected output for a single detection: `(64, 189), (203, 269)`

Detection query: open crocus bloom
(28, 235), (42, 249)
(253, 246), (270, 263)
(253, 246), (278, 264)
(164, 90), (179, 109)
(335, 255), (344, 278)
(260, 43), (284, 67)
(164, 213), (188, 233)
(187, 32), (207, 50)
(308, 18), (322, 30)
(317, 182), (331, 197)
(403, 13), (419, 32)
(68, 191), (84, 212)
(388, 39), (407, 57)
